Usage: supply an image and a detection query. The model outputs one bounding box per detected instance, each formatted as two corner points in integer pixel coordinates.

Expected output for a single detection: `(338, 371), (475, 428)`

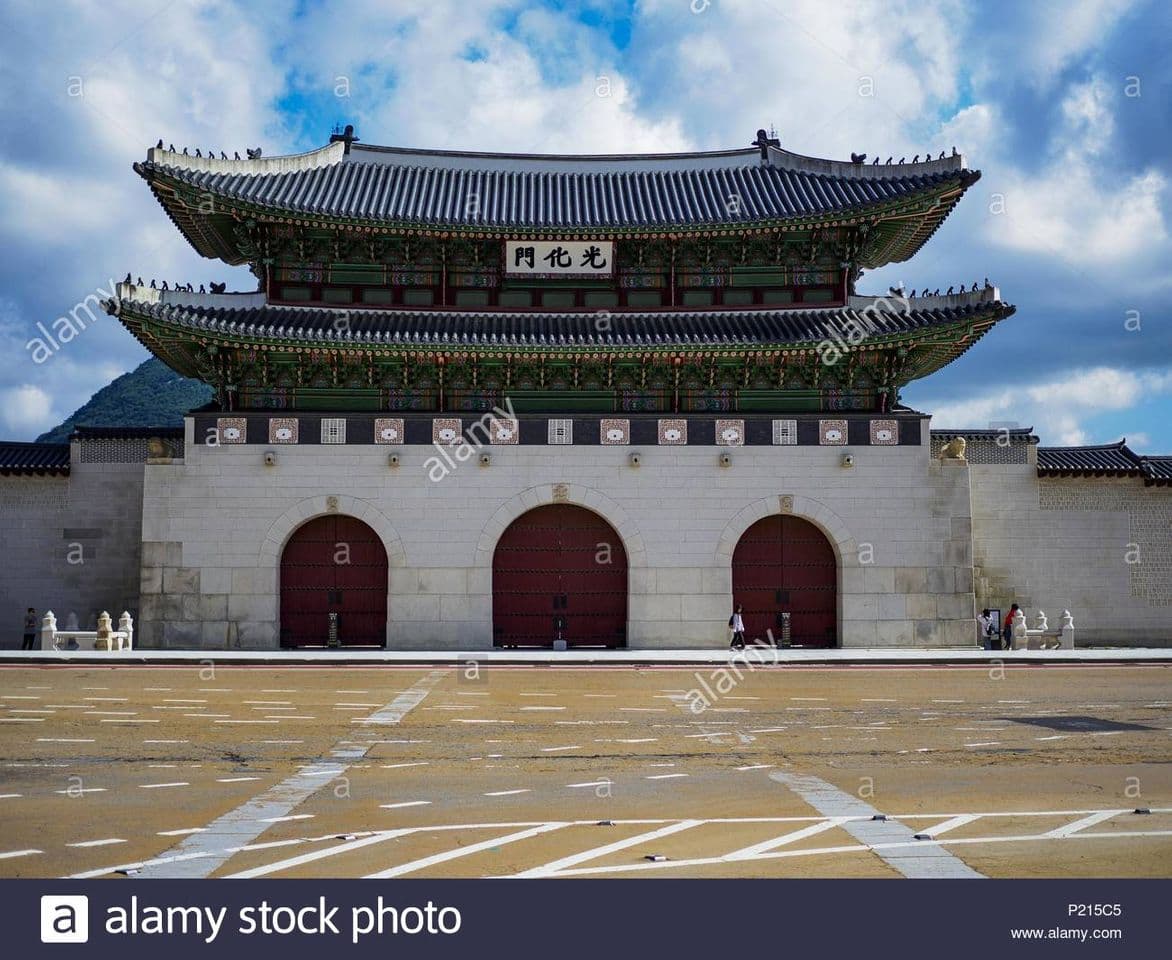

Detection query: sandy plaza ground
(0, 663), (1168, 879)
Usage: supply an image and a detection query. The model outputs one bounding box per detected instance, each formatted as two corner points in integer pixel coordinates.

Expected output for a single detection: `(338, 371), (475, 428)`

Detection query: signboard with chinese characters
(504, 240), (614, 278)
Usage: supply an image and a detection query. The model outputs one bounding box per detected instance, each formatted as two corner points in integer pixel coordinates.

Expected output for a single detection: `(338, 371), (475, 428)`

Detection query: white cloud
(976, 76), (1168, 269)
(1021, 0), (1139, 87)
(0, 385), (57, 434)
(925, 366), (1172, 445)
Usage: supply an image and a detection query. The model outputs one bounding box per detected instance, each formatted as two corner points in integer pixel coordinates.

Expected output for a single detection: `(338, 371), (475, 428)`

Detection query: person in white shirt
(977, 608), (995, 648)
(729, 604), (746, 650)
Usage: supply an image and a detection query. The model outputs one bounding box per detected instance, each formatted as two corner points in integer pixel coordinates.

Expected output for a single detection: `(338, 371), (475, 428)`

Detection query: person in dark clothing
(21, 608), (37, 650)
(729, 604), (746, 650)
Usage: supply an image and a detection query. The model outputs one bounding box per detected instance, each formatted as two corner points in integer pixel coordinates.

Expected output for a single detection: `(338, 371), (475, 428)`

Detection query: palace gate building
(1, 129), (1169, 648)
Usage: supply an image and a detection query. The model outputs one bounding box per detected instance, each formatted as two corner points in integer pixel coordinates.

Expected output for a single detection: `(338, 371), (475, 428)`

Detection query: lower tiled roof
(0, 441), (71, 475)
(111, 298), (1012, 348)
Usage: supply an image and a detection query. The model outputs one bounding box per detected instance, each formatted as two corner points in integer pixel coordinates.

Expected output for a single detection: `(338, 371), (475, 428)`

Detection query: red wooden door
(493, 504), (627, 648)
(732, 515), (837, 647)
(280, 515), (388, 648)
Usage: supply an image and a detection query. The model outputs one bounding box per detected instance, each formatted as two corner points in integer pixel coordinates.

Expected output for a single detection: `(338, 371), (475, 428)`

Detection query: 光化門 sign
(504, 240), (614, 277)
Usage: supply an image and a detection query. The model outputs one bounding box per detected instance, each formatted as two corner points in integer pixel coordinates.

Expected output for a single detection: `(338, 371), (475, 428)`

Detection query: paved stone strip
(132, 670), (446, 879)
(768, 771), (986, 879)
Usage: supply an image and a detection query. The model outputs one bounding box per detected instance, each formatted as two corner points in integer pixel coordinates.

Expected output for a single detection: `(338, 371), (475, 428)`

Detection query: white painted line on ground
(0, 793), (22, 799)
(1035, 735), (1067, 741)
(749, 727), (788, 733)
(646, 774), (688, 780)
(450, 719), (515, 724)
(101, 718), (160, 724)
(0, 850), (41, 860)
(259, 814), (315, 823)
(1, 695), (40, 700)
(217, 777), (262, 783)
(258, 740), (303, 744)
(37, 738), (94, 743)
(861, 699), (898, 702)
(54, 788), (105, 795)
(965, 741), (1002, 748)
(737, 764), (774, 771)
(144, 739), (188, 744)
(158, 828), (205, 836)
(381, 762), (429, 770)
(214, 720), (279, 725)
(140, 782), (189, 789)
(370, 823), (569, 879)
(67, 838), (126, 848)
(163, 699), (206, 704)
(510, 821), (702, 878)
(380, 801), (431, 809)
(542, 745), (581, 752)
(567, 780), (612, 789)
(791, 697), (827, 702)
(922, 814), (981, 837)
(1044, 810), (1123, 838)
(485, 790), (531, 797)
(225, 830), (414, 879)
(521, 706), (566, 711)
(727, 819), (848, 859)
(0, 718), (44, 723)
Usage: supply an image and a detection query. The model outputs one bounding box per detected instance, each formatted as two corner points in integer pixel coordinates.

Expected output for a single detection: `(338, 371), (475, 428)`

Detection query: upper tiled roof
(135, 136), (979, 263)
(0, 441), (70, 475)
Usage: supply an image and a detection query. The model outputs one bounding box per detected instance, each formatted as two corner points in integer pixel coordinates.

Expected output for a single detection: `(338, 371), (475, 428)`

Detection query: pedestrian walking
(21, 608), (37, 650)
(728, 604), (746, 650)
(1002, 603), (1019, 650)
(977, 608), (996, 649)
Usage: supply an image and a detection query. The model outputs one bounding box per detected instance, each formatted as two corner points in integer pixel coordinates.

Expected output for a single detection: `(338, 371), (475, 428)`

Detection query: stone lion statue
(939, 436), (967, 460)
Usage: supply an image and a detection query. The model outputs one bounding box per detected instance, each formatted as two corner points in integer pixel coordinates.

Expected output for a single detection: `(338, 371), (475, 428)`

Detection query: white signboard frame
(504, 240), (615, 278)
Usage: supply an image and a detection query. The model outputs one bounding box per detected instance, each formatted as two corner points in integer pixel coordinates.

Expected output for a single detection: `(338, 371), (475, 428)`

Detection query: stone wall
(0, 448), (146, 646)
(136, 419), (976, 650)
(969, 455), (1171, 644)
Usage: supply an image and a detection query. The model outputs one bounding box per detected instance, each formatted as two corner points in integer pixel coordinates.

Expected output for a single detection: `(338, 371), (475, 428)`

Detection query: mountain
(35, 358), (213, 443)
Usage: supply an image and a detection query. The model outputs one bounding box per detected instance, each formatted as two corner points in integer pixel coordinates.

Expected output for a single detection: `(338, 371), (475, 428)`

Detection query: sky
(0, 0), (1169, 449)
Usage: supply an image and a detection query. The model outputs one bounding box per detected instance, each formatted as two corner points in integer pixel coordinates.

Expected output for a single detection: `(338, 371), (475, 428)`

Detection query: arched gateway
(732, 515), (837, 648)
(492, 504), (628, 648)
(280, 515), (388, 648)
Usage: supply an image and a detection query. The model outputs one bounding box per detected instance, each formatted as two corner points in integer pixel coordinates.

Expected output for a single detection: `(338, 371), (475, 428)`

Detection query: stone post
(118, 611), (134, 651)
(95, 611), (113, 651)
(40, 611), (57, 651)
(1060, 611), (1075, 650)
(1011, 609), (1028, 650)
(1028, 610), (1048, 650)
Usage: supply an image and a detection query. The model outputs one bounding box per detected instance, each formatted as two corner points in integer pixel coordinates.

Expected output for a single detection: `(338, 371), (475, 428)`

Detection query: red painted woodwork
(280, 515), (388, 648)
(732, 515), (837, 648)
(493, 504), (627, 648)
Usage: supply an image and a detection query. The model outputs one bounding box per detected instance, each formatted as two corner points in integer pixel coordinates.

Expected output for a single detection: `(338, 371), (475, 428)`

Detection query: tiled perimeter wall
(135, 419), (975, 650)
(970, 463), (1172, 644)
(0, 459), (145, 637)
